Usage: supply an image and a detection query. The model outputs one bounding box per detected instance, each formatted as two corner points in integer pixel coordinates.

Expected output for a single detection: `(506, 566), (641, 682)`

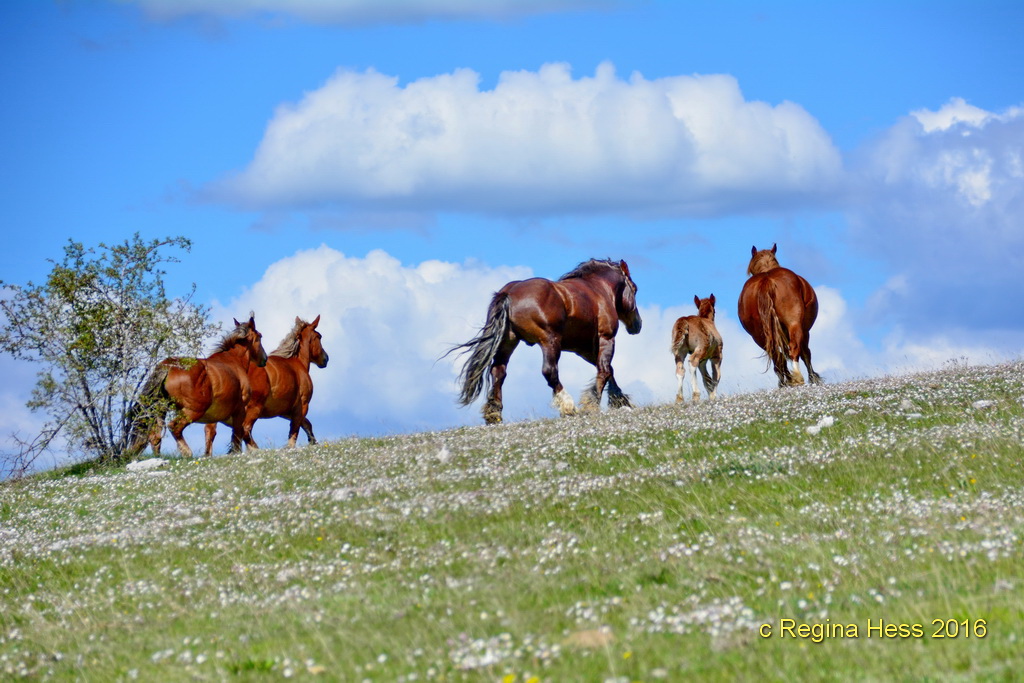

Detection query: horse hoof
(552, 389), (577, 417)
(675, 395), (683, 405)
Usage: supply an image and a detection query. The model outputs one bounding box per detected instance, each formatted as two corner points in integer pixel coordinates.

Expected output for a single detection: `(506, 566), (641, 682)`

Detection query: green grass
(2, 361), (1023, 680)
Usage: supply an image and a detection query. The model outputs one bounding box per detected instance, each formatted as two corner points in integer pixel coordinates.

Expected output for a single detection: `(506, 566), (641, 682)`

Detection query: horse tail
(757, 282), (788, 370)
(125, 364), (170, 453)
(448, 293), (511, 406)
(670, 318), (690, 357)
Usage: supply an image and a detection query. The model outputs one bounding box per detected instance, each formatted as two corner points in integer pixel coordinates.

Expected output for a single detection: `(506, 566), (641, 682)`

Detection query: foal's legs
(674, 355), (687, 404)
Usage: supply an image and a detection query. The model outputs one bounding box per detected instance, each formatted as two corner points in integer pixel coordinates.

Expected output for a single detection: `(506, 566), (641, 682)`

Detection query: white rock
(126, 458), (168, 472)
(899, 399), (916, 411)
(436, 446), (452, 464)
(806, 415), (835, 434)
(332, 487), (355, 501)
(972, 400), (996, 410)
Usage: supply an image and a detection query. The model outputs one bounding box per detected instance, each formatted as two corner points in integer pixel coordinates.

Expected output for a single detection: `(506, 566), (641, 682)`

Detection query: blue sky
(2, 0), (1023, 463)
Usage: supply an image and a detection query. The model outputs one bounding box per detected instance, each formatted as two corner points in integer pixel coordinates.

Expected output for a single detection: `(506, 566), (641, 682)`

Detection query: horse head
(233, 315), (268, 367)
(302, 314), (329, 369)
(695, 294), (716, 320)
(748, 243), (781, 276)
(618, 260), (643, 335)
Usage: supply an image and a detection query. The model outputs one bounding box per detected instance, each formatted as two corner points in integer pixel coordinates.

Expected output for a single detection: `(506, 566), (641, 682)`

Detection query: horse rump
(125, 363), (171, 454)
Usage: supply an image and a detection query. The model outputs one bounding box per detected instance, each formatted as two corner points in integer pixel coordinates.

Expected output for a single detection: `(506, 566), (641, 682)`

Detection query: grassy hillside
(2, 360), (1023, 681)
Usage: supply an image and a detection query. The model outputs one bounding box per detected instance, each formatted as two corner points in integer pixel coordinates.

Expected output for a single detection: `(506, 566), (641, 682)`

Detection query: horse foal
(671, 294), (723, 403)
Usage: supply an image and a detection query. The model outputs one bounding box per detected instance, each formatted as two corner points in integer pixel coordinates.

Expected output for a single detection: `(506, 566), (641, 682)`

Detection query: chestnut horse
(451, 258), (642, 424)
(204, 315), (329, 453)
(738, 244), (821, 387)
(128, 316), (268, 456)
(671, 294), (723, 403)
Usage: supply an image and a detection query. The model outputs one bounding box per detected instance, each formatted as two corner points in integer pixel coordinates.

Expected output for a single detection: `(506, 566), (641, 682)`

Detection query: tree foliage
(0, 234), (216, 475)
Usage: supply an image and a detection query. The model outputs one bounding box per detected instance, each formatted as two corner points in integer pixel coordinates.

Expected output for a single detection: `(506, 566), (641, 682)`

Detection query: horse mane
(748, 250), (781, 276)
(270, 317), (310, 358)
(212, 316), (253, 354)
(559, 258), (622, 281)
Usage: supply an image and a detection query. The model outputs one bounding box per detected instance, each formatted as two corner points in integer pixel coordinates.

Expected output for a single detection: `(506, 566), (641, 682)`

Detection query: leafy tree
(0, 234), (216, 476)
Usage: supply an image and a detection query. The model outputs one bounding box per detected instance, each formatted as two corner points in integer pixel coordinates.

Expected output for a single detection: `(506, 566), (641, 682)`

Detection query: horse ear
(619, 260), (631, 278)
(233, 318), (241, 327)
(709, 293), (716, 306)
(751, 245), (757, 257)
(771, 243), (777, 254)
(694, 295), (700, 308)
(311, 314), (320, 328)
(248, 315), (256, 328)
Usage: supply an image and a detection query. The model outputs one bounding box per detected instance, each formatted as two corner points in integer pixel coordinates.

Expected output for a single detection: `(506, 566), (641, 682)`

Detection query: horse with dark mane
(204, 315), (329, 453)
(128, 316), (267, 456)
(450, 258), (642, 424)
(671, 294), (723, 402)
(737, 244), (821, 387)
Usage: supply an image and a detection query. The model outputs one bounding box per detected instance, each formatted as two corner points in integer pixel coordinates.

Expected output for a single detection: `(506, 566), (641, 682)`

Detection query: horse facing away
(204, 315), (330, 453)
(671, 294), (723, 403)
(737, 244), (821, 387)
(451, 258), (642, 424)
(128, 316), (268, 457)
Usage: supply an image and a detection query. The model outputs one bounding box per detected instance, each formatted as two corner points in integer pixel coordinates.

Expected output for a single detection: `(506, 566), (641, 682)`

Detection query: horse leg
(204, 423), (217, 456)
(148, 414), (165, 455)
(800, 338), (822, 385)
(783, 320), (806, 385)
(485, 338), (519, 424)
(542, 341), (575, 417)
(771, 350), (791, 388)
(675, 355), (686, 404)
(690, 355), (703, 402)
(708, 353), (722, 400)
(227, 416), (249, 455)
(241, 410), (261, 452)
(606, 376), (632, 409)
(167, 414), (195, 457)
(581, 337), (615, 413)
(301, 418), (317, 445)
(285, 414), (303, 449)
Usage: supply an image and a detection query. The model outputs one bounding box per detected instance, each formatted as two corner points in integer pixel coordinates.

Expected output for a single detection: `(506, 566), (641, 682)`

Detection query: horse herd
(129, 244), (820, 456)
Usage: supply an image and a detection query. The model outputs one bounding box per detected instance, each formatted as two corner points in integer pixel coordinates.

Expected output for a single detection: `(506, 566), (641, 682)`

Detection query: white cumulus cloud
(210, 62), (842, 216)
(850, 98), (1024, 334)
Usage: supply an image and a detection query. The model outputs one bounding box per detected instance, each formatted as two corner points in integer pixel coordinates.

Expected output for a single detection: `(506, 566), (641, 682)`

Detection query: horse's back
(501, 278), (569, 343)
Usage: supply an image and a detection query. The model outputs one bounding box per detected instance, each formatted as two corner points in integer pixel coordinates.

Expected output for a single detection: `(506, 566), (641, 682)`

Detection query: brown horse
(204, 315), (329, 453)
(128, 316), (268, 457)
(738, 244), (821, 387)
(451, 258), (642, 424)
(671, 294), (723, 403)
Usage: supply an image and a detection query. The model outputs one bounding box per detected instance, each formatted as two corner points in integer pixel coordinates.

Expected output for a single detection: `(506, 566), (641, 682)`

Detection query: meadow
(2, 360), (1023, 681)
